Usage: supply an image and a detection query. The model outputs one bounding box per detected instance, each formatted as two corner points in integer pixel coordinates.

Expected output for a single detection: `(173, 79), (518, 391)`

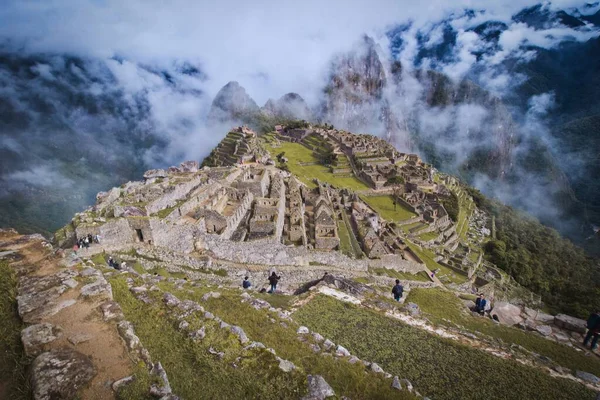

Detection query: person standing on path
(584, 310), (600, 350)
(268, 272), (280, 293)
(392, 279), (404, 302)
(242, 276), (251, 289)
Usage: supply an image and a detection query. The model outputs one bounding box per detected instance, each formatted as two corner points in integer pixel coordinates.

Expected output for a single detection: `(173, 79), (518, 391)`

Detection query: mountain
(262, 92), (313, 121)
(207, 81), (260, 125)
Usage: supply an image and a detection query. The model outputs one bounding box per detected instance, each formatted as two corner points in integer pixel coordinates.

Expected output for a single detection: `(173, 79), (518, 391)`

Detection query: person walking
(584, 310), (600, 350)
(392, 279), (404, 301)
(268, 272), (280, 294)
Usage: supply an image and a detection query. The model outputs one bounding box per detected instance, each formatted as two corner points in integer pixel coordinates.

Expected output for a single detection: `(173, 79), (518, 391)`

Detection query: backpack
(587, 313), (600, 329)
(392, 285), (403, 296)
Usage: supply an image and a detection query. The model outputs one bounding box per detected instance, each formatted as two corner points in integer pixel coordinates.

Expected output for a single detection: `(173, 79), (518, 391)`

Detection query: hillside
(2, 125), (600, 399)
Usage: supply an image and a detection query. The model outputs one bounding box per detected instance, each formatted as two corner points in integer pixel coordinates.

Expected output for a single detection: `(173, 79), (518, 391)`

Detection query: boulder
(18, 285), (67, 317)
(371, 363), (384, 373)
(400, 379), (414, 393)
(112, 375), (135, 392)
(31, 349), (97, 400)
(576, 371), (600, 384)
(163, 293), (180, 308)
(391, 376), (402, 390)
(302, 375), (335, 400)
(491, 302), (523, 326)
(113, 206), (146, 218)
(404, 302), (420, 316)
(554, 314), (586, 334)
(535, 311), (555, 324)
(230, 326), (249, 344)
(335, 345), (351, 357)
(348, 356), (360, 364)
(68, 333), (94, 345)
(189, 326), (206, 341)
(202, 291), (221, 301)
(312, 332), (324, 342)
(297, 326), (310, 334)
(21, 323), (62, 356)
(277, 357), (296, 372)
(323, 339), (335, 351)
(81, 276), (112, 299)
(535, 325), (553, 337)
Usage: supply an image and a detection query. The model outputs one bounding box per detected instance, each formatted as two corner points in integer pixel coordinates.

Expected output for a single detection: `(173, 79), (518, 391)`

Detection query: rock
(144, 169), (168, 179)
(312, 332), (324, 342)
(81, 276), (112, 299)
(463, 300), (476, 310)
(130, 286), (147, 294)
(63, 278), (79, 289)
(180, 160), (199, 172)
(490, 302), (523, 326)
(576, 371), (600, 384)
(302, 375), (335, 400)
(112, 375), (135, 392)
(523, 307), (538, 319)
(190, 326), (206, 341)
(535, 325), (553, 336)
(204, 311), (215, 320)
(21, 323), (62, 356)
(117, 321), (145, 359)
(400, 379), (414, 392)
(310, 344), (321, 353)
(202, 291), (221, 301)
(553, 332), (570, 342)
(323, 339), (335, 351)
(348, 356), (360, 364)
(250, 298), (271, 310)
(277, 357), (296, 372)
(31, 349), (96, 400)
(80, 268), (101, 277)
(99, 300), (124, 322)
(404, 302), (420, 316)
(244, 342), (266, 350)
(535, 311), (554, 324)
(220, 321), (230, 329)
(335, 345), (351, 357)
(391, 376), (402, 390)
(113, 205), (146, 218)
(371, 363), (384, 374)
(23, 299), (77, 323)
(18, 285), (67, 316)
(554, 314), (586, 334)
(178, 321), (190, 331)
(150, 362), (172, 397)
(297, 326), (310, 334)
(230, 326), (249, 344)
(68, 333), (94, 345)
(240, 292), (252, 300)
(163, 293), (180, 307)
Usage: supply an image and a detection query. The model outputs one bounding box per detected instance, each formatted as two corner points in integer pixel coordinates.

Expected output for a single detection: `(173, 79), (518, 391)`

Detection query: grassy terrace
(417, 231), (438, 242)
(407, 288), (600, 377)
(295, 295), (596, 400)
(404, 242), (468, 284)
(337, 220), (355, 258)
(262, 138), (369, 190)
(369, 267), (431, 282)
(360, 195), (417, 222)
(146, 279), (415, 400)
(0, 261), (31, 400)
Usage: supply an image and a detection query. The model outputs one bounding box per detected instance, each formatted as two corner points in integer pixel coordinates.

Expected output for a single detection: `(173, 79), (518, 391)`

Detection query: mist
(0, 0), (599, 240)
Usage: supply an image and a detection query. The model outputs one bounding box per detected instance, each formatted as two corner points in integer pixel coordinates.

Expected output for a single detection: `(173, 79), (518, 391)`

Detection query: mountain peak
(207, 81), (259, 125)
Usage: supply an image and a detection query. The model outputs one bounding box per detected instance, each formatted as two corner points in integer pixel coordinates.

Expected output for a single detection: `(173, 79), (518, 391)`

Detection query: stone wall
(146, 176), (205, 215)
(76, 219), (134, 246)
(165, 183), (222, 222)
(222, 191), (254, 239)
(149, 219), (201, 254)
(368, 254), (425, 274)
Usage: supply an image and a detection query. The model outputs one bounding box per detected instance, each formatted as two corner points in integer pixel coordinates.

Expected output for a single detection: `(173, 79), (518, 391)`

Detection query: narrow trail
(0, 231), (134, 400)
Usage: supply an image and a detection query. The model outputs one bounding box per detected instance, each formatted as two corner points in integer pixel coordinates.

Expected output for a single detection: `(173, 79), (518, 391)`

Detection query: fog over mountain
(1, 0), (599, 252)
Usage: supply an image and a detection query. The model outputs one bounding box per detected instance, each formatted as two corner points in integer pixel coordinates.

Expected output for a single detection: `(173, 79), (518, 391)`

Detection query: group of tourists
(73, 234), (99, 251)
(240, 271), (281, 293)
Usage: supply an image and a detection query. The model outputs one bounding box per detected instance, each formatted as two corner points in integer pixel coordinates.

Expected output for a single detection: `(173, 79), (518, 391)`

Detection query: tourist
(108, 257), (115, 268)
(242, 276), (251, 289)
(392, 279), (404, 301)
(583, 310), (600, 350)
(268, 272), (280, 293)
(475, 294), (487, 315)
(87, 233), (93, 245)
(120, 261), (127, 271)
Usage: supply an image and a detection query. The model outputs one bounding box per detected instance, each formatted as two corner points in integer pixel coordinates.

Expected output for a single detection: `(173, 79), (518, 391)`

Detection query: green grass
(399, 222), (425, 234)
(253, 292), (296, 310)
(0, 261), (32, 400)
(263, 140), (368, 190)
(337, 221), (356, 258)
(407, 288), (600, 377)
(91, 252), (107, 266)
(369, 268), (431, 282)
(295, 295), (595, 400)
(360, 196), (417, 222)
(404, 242), (467, 284)
(110, 276), (306, 399)
(167, 282), (414, 399)
(417, 231), (439, 242)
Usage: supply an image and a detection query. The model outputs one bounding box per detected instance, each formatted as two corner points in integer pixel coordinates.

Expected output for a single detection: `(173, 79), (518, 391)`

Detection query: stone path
(0, 230), (133, 400)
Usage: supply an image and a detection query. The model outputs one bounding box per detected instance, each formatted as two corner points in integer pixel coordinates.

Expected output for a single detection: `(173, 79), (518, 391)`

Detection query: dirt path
(0, 231), (133, 400)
